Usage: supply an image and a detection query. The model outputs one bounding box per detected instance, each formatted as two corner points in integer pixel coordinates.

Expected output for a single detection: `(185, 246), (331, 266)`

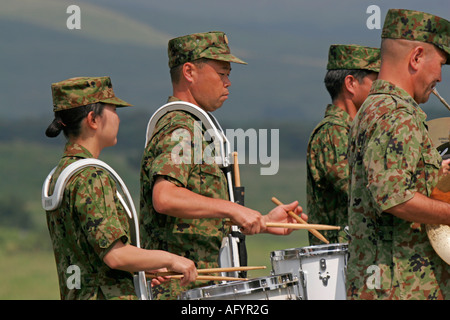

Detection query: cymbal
(429, 174), (450, 265)
(427, 117), (450, 148)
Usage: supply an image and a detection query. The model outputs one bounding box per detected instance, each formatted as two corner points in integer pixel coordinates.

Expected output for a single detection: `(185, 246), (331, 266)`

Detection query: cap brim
(100, 97), (133, 107)
(225, 54), (247, 65)
(203, 53), (247, 65)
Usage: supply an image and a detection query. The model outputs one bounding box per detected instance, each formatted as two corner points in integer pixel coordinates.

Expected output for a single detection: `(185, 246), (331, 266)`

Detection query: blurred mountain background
(0, 0), (448, 299)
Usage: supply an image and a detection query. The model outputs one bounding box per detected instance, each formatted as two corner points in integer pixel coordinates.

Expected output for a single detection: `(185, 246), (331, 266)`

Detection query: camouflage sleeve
(73, 168), (129, 259)
(309, 123), (349, 194)
(147, 121), (199, 188)
(365, 109), (421, 211)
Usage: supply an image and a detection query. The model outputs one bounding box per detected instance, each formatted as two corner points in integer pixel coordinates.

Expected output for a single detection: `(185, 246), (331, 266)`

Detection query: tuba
(426, 88), (450, 265)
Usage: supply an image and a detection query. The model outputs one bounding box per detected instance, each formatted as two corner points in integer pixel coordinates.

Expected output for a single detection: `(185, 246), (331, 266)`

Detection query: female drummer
(44, 76), (197, 300)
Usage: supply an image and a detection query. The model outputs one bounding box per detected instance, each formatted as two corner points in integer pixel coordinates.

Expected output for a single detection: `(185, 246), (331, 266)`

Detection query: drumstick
(149, 266), (266, 277)
(265, 222), (340, 230)
(167, 275), (246, 282)
(272, 197), (330, 244)
(146, 274), (247, 281)
(432, 88), (450, 112)
(224, 221), (339, 230)
(233, 152), (241, 187)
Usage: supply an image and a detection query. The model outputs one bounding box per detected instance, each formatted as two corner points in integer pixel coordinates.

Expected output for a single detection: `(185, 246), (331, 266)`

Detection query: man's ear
(344, 74), (357, 96)
(409, 45), (425, 72)
(182, 62), (196, 83)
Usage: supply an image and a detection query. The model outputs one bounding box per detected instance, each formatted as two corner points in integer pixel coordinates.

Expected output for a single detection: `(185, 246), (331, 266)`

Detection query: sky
(0, 0), (449, 124)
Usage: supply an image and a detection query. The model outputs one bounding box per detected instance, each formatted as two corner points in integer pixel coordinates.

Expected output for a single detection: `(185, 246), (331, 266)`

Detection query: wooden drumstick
(165, 275), (246, 282)
(265, 222), (340, 230)
(147, 274), (246, 281)
(224, 221), (339, 230)
(432, 88), (450, 112)
(233, 152), (241, 187)
(148, 266), (266, 277)
(272, 196), (330, 244)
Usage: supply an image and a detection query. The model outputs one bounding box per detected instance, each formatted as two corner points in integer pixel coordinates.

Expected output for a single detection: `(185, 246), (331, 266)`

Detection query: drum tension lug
(320, 258), (326, 270)
(319, 258), (330, 286)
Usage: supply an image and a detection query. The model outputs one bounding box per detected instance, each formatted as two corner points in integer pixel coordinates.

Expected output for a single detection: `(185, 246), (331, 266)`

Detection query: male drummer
(306, 44), (380, 245)
(347, 9), (450, 299)
(139, 31), (305, 300)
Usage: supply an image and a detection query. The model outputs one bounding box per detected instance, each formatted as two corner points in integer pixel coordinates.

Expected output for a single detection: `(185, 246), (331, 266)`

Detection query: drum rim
(179, 273), (298, 300)
(270, 243), (348, 260)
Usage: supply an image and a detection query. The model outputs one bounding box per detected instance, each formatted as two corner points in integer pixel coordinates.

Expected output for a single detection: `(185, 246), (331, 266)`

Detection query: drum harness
(42, 159), (150, 300)
(145, 101), (248, 279)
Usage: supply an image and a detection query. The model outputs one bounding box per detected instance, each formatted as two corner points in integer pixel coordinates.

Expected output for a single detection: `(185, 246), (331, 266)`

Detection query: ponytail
(45, 103), (105, 139)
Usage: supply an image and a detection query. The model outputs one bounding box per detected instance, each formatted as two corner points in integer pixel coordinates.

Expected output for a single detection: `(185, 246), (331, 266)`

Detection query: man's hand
(440, 158), (450, 175)
(262, 201), (306, 235)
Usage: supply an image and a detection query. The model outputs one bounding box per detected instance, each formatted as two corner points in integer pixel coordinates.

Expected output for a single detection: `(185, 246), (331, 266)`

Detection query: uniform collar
(369, 79), (427, 122)
(62, 142), (94, 159)
(167, 96), (182, 103)
(369, 79), (420, 110)
(324, 104), (352, 125)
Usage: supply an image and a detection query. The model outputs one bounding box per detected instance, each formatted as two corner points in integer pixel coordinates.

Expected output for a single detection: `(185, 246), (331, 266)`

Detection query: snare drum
(271, 243), (348, 300)
(179, 273), (299, 300)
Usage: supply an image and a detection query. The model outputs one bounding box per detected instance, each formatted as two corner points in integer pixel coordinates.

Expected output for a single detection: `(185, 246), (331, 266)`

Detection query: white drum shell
(271, 243), (348, 300)
(179, 273), (299, 300)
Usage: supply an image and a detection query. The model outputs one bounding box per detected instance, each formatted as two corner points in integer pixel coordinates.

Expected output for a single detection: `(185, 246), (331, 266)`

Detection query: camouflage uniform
(307, 104), (352, 244)
(47, 142), (137, 300)
(140, 31), (246, 300)
(306, 45), (380, 245)
(347, 9), (450, 300)
(45, 77), (135, 300)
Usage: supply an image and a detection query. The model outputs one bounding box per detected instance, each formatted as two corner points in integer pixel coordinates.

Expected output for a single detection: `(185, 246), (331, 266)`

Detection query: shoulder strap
(41, 158), (150, 299)
(144, 101), (231, 169)
(42, 158), (140, 244)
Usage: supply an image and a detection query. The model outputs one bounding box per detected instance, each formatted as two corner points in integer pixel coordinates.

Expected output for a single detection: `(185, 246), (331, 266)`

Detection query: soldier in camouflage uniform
(140, 31), (305, 300)
(347, 9), (450, 299)
(45, 76), (197, 300)
(307, 44), (380, 245)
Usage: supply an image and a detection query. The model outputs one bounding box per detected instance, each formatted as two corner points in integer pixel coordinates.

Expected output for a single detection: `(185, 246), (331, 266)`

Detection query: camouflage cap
(382, 9), (450, 64)
(327, 44), (381, 72)
(168, 31), (247, 68)
(51, 76), (132, 112)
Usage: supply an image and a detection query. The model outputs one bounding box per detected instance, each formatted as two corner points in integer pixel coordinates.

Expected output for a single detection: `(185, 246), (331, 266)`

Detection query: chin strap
(145, 101), (247, 278)
(42, 158), (150, 300)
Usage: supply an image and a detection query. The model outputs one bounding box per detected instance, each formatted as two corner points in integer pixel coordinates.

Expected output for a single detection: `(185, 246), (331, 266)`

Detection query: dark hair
(45, 103), (105, 138)
(324, 69), (374, 101)
(169, 58), (209, 84)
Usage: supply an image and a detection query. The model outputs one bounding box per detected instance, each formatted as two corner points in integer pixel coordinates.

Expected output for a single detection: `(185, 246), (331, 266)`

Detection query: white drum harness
(42, 159), (150, 300)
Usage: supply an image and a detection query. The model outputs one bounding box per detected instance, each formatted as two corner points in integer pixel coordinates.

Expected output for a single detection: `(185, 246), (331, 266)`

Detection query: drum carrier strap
(41, 158), (150, 300)
(144, 101), (248, 278)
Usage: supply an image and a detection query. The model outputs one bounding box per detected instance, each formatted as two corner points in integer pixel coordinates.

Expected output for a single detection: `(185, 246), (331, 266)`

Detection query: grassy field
(0, 250), (59, 300)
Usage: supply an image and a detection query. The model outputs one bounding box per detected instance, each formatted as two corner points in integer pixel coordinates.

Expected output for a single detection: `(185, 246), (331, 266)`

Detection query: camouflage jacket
(306, 104), (350, 245)
(45, 142), (137, 300)
(347, 80), (450, 300)
(139, 97), (230, 299)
